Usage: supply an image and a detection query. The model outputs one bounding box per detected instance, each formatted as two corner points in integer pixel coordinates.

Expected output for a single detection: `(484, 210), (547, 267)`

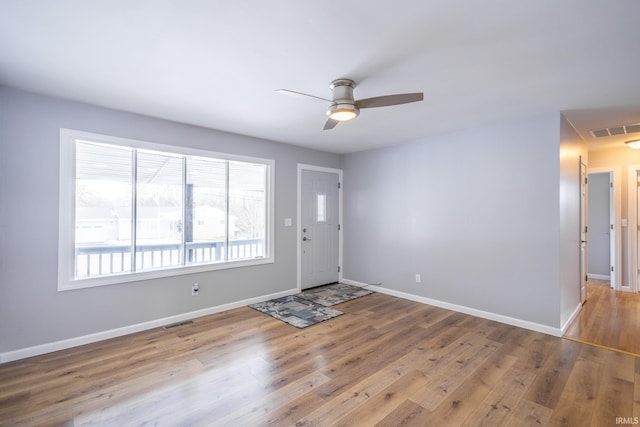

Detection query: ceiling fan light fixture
(276, 77), (422, 130)
(327, 104), (359, 121)
(329, 109), (357, 121)
(626, 139), (640, 149)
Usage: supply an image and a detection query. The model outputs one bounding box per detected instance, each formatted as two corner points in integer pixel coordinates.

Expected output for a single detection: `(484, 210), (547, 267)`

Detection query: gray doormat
(249, 283), (373, 329)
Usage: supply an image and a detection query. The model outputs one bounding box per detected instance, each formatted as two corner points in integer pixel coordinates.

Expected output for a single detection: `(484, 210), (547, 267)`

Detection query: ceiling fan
(276, 78), (424, 130)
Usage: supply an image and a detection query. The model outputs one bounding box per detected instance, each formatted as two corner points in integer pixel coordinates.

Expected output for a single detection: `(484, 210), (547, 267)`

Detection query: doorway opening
(588, 167), (621, 291)
(587, 170), (619, 289)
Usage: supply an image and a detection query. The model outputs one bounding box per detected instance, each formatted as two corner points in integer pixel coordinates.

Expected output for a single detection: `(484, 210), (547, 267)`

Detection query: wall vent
(627, 123), (640, 133)
(590, 123), (640, 138)
(162, 320), (193, 330)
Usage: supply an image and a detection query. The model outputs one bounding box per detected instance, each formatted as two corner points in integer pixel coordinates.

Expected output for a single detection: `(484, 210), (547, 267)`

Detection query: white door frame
(588, 166), (621, 290)
(628, 165), (640, 293)
(580, 159), (588, 303)
(297, 164), (343, 291)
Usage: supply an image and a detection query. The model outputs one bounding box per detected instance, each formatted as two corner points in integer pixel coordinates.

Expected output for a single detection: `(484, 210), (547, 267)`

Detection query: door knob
(303, 236), (311, 241)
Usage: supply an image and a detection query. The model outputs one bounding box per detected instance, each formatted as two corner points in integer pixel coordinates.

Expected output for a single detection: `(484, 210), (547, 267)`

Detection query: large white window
(58, 129), (274, 290)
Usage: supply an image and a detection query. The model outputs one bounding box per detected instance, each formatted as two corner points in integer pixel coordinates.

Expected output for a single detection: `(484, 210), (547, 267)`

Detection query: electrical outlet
(192, 283), (199, 296)
(415, 274), (421, 283)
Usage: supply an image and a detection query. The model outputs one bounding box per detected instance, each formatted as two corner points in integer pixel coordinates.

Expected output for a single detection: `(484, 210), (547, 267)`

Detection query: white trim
(587, 274), (611, 281)
(58, 129), (76, 289)
(61, 128), (273, 164)
(0, 288), (298, 364)
(561, 303), (583, 335)
(588, 166), (621, 290)
(61, 258), (275, 291)
(341, 279), (565, 337)
(297, 164), (344, 291)
(58, 128), (275, 290)
(580, 157), (588, 303)
(340, 279), (371, 288)
(628, 165), (640, 293)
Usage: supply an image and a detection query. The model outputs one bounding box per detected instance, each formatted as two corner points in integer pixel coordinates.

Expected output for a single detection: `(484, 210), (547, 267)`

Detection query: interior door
(580, 160), (588, 303)
(301, 169), (339, 289)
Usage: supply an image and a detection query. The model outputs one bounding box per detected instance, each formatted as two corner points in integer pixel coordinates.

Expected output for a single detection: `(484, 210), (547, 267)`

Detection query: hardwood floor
(1, 291), (639, 426)
(565, 279), (640, 356)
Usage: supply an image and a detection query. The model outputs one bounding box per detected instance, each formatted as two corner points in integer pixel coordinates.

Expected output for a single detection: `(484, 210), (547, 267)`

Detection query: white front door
(300, 168), (340, 289)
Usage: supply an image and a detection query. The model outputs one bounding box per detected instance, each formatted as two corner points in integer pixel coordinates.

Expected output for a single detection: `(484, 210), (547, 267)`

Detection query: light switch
(284, 218), (292, 227)
(622, 218), (628, 227)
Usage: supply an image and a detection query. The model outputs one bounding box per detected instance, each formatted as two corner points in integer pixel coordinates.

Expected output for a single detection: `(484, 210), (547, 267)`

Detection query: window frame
(58, 128), (275, 291)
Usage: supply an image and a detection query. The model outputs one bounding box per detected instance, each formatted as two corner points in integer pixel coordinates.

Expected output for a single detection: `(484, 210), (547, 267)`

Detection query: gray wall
(342, 112), (567, 328)
(587, 173), (611, 277)
(0, 87), (340, 353)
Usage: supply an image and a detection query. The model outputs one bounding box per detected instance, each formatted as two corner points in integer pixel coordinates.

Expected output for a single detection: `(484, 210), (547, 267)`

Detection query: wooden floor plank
(523, 338), (582, 409)
(375, 400), (428, 427)
(254, 389), (326, 427)
(1, 289), (639, 426)
(207, 371), (330, 427)
(415, 350), (518, 426)
(411, 338), (500, 411)
(294, 347), (433, 426)
(589, 375), (634, 427)
(331, 369), (430, 427)
(459, 367), (536, 427)
(502, 399), (553, 427)
(547, 359), (603, 426)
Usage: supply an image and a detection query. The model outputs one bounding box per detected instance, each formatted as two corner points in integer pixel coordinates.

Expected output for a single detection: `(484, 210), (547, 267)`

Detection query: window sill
(58, 257), (274, 291)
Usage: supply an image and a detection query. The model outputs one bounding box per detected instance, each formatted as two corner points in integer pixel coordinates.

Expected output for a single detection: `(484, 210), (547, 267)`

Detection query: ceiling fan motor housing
(327, 79), (359, 118)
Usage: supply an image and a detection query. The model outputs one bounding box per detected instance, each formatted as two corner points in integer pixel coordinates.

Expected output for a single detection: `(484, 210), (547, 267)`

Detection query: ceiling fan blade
(356, 93), (424, 109)
(275, 89), (330, 103)
(323, 117), (339, 130)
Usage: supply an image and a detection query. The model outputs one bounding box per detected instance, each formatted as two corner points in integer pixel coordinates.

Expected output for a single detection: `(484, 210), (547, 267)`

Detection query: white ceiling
(1, 1), (640, 154)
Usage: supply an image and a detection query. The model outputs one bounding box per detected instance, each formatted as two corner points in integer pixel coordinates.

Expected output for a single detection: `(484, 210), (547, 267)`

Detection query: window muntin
(59, 129), (273, 290)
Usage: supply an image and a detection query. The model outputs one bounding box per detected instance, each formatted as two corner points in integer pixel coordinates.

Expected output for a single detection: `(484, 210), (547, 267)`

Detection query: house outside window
(58, 129), (274, 290)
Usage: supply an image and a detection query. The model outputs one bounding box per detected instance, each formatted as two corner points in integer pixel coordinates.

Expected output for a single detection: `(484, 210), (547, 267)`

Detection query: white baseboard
(0, 288), (298, 364)
(340, 278), (372, 288)
(587, 274), (610, 281)
(561, 303), (582, 334)
(342, 278), (564, 337)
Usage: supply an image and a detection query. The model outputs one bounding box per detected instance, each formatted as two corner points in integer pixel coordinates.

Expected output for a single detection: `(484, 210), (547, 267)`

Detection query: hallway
(564, 279), (640, 356)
